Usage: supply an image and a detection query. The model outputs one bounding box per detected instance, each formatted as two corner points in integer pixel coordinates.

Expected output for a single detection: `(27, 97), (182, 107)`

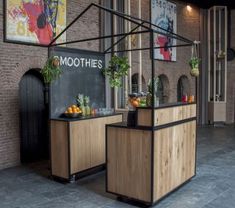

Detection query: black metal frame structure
(5, 2), (196, 206)
(45, 3), (194, 206)
(44, 3), (194, 109)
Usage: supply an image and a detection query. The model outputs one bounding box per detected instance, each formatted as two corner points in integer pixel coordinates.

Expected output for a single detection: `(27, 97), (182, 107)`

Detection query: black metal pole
(105, 43), (192, 54)
(92, 3), (193, 44)
(150, 30), (155, 126)
(48, 4), (93, 46)
(51, 30), (150, 47)
(104, 22), (146, 53)
(150, 29), (155, 203)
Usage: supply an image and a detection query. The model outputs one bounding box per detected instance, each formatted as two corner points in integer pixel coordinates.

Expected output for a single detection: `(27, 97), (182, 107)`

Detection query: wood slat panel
(154, 120), (196, 201)
(137, 104), (196, 127)
(70, 120), (91, 174)
(107, 127), (152, 203)
(91, 115), (123, 167)
(51, 120), (69, 179)
(70, 115), (122, 174)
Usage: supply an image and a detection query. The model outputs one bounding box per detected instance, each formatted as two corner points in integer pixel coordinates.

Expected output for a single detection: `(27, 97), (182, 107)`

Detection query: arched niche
(157, 74), (170, 104)
(131, 73), (146, 93)
(177, 75), (191, 102)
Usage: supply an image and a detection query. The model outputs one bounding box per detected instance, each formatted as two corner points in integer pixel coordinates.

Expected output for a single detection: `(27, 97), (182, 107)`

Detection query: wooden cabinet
(106, 103), (196, 206)
(51, 114), (122, 181)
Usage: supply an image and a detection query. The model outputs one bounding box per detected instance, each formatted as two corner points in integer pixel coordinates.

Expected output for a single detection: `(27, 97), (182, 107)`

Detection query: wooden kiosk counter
(50, 114), (122, 181)
(106, 102), (197, 206)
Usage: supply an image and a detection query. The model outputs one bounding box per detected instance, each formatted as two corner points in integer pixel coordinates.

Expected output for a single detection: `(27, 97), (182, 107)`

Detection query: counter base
(52, 164), (105, 183)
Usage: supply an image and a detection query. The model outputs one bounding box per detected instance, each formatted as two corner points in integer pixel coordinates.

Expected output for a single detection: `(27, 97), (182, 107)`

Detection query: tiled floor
(1, 126), (235, 208)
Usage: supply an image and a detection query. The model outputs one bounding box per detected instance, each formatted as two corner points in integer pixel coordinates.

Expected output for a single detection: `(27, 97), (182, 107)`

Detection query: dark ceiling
(180, 0), (235, 9)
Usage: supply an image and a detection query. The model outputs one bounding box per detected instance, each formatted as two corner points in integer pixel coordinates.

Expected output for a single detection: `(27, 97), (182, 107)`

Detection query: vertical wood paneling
(154, 121), (196, 201)
(51, 120), (69, 179)
(107, 127), (152, 202)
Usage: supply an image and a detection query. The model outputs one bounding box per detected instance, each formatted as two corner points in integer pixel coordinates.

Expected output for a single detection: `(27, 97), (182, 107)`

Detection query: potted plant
(146, 77), (159, 107)
(102, 55), (130, 88)
(40, 56), (62, 84)
(189, 57), (200, 77)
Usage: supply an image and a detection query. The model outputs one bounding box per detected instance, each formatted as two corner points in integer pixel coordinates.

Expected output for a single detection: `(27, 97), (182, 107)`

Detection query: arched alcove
(157, 74), (170, 104)
(131, 73), (146, 93)
(177, 75), (190, 102)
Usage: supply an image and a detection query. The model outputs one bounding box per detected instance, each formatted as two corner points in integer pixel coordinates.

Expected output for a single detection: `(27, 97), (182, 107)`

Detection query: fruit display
(76, 94), (91, 116)
(129, 97), (140, 107)
(64, 105), (82, 116)
(128, 92), (147, 108)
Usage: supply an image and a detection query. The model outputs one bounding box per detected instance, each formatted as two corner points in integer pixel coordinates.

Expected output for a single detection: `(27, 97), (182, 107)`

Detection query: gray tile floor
(1, 126), (235, 208)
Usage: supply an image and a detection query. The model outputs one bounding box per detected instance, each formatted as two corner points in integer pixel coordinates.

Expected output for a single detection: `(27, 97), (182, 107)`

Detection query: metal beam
(104, 22), (146, 53)
(48, 4), (93, 46)
(105, 43), (193, 54)
(51, 29), (150, 47)
(92, 3), (193, 44)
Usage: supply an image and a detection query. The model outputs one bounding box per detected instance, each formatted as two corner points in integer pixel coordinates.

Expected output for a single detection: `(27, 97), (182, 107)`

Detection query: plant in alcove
(146, 76), (159, 107)
(40, 56), (62, 84)
(189, 57), (200, 77)
(102, 55), (130, 88)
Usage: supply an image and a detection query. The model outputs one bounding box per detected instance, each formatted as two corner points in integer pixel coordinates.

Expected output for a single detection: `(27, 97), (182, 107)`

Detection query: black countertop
(50, 113), (122, 122)
(137, 102), (196, 110)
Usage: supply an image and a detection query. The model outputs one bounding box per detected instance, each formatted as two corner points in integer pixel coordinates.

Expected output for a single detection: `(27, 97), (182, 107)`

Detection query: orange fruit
(65, 110), (68, 114)
(132, 100), (139, 107)
(68, 107), (72, 112)
(72, 105), (77, 108)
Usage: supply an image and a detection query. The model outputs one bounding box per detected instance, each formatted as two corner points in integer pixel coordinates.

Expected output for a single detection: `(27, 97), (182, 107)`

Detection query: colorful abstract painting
(151, 0), (177, 61)
(5, 0), (66, 45)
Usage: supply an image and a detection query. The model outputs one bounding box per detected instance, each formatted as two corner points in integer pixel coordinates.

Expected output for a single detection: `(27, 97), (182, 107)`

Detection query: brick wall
(130, 0), (200, 102)
(0, 0), (100, 170)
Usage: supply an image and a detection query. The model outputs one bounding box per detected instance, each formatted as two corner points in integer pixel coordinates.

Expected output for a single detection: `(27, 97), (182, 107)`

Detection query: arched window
(131, 73), (146, 93)
(177, 75), (190, 102)
(157, 74), (169, 104)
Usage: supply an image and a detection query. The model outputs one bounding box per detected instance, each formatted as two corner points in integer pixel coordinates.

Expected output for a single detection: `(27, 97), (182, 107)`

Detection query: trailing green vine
(40, 56), (62, 84)
(102, 55), (130, 88)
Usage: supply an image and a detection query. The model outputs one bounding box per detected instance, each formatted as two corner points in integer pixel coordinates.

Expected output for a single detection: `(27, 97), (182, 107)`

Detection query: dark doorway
(19, 69), (49, 163)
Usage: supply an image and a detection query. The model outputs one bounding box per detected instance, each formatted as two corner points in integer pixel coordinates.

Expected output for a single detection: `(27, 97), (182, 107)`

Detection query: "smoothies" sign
(56, 56), (104, 69)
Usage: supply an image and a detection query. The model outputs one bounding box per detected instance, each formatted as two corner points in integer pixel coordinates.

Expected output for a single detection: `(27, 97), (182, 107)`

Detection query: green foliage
(189, 57), (200, 69)
(84, 96), (90, 106)
(40, 56), (62, 84)
(102, 55), (130, 88)
(147, 76), (159, 94)
(76, 94), (84, 106)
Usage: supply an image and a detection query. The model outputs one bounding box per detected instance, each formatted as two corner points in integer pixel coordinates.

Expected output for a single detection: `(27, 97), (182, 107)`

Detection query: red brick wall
(0, 0), (100, 170)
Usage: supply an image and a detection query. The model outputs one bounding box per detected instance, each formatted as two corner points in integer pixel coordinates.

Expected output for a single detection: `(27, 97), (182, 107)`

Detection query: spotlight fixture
(187, 5), (192, 12)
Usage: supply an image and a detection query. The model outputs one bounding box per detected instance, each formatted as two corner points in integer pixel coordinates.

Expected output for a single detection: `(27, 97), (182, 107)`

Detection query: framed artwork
(4, 0), (66, 46)
(151, 0), (177, 61)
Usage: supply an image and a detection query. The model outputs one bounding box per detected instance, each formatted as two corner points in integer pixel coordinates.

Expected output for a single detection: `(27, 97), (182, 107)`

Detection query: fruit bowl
(63, 113), (83, 118)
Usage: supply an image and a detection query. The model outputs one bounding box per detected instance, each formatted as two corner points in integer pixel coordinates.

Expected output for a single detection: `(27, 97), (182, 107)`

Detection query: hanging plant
(102, 55), (130, 88)
(40, 56), (62, 84)
(189, 43), (200, 77)
(189, 57), (200, 77)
